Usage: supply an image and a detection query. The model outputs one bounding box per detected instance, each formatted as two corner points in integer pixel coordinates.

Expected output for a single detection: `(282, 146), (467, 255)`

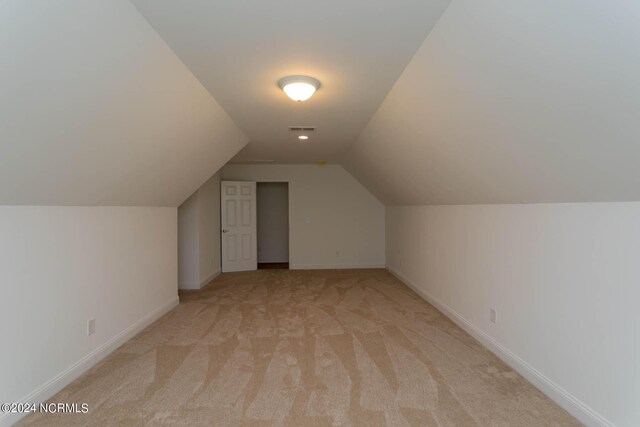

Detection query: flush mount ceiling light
(298, 135), (309, 140)
(278, 75), (320, 101)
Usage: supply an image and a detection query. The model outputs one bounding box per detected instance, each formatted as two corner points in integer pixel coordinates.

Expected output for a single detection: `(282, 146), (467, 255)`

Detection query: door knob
(222, 229), (229, 233)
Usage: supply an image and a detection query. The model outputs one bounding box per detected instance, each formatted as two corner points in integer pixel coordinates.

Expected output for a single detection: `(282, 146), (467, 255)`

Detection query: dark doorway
(256, 182), (289, 270)
(257, 262), (289, 270)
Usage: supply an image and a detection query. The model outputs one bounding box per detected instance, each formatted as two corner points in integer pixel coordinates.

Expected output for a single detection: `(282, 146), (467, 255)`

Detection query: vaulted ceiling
(344, 0), (640, 205)
(0, 0), (247, 206)
(3, 0), (640, 207)
(130, 0), (451, 163)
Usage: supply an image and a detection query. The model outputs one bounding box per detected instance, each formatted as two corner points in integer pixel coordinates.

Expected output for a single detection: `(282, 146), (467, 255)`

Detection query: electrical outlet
(399, 256), (404, 267)
(490, 308), (497, 324)
(87, 318), (96, 336)
(336, 250), (340, 258)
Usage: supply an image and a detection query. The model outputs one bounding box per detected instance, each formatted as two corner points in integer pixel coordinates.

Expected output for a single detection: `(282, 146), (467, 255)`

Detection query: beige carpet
(19, 269), (579, 426)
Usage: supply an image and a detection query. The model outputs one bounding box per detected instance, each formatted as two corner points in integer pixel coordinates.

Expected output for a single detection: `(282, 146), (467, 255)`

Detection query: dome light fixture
(278, 75), (320, 102)
(298, 135), (309, 140)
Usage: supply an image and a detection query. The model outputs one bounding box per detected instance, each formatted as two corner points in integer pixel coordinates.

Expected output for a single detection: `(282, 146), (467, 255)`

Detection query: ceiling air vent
(288, 126), (316, 133)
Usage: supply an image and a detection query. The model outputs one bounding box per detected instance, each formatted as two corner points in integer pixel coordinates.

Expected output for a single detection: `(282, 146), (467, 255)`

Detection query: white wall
(222, 164), (385, 269)
(0, 206), (178, 426)
(257, 183), (289, 263)
(386, 203), (640, 427)
(178, 192), (200, 288)
(178, 172), (222, 289)
(198, 173), (222, 284)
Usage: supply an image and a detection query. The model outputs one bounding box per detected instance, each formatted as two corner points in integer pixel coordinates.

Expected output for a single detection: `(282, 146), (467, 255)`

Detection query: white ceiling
(0, 0), (247, 206)
(344, 0), (640, 205)
(5, 0), (640, 207)
(130, 0), (452, 163)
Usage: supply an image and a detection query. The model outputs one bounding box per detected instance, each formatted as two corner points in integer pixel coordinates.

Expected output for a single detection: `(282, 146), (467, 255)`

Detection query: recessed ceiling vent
(288, 126), (316, 133)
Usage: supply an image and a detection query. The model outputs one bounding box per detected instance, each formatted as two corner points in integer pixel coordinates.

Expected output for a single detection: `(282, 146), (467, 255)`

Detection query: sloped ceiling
(0, 0), (248, 207)
(130, 0), (451, 163)
(343, 0), (640, 205)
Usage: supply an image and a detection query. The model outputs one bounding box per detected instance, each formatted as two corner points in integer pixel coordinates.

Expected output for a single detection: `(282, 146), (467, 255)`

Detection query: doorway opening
(256, 182), (289, 270)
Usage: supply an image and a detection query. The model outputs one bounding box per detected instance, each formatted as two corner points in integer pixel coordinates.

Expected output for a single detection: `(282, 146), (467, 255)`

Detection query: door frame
(256, 181), (290, 266)
(221, 179), (292, 271)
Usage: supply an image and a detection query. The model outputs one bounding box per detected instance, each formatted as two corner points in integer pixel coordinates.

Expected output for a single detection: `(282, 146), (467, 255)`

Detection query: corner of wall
(339, 159), (388, 206)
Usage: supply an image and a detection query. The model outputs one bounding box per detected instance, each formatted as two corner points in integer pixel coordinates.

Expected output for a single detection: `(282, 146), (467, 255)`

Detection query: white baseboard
(178, 280), (199, 289)
(0, 296), (179, 427)
(290, 264), (385, 270)
(179, 269), (221, 290)
(200, 269), (221, 288)
(386, 266), (614, 427)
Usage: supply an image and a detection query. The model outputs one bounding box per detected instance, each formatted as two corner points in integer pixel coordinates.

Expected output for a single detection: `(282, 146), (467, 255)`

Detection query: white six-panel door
(221, 181), (257, 272)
